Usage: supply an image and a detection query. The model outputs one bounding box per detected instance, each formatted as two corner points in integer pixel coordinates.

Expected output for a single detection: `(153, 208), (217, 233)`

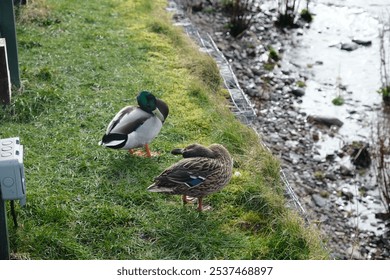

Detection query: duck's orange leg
(182, 195), (188, 204)
(144, 144), (152, 158)
(197, 197), (203, 211)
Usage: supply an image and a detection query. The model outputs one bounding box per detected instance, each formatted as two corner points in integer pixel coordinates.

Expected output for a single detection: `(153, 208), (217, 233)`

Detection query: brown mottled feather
(148, 144), (233, 209)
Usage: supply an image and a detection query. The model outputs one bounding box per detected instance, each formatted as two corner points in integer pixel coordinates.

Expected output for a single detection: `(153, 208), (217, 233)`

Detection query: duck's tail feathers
(147, 184), (174, 193)
(99, 133), (127, 149)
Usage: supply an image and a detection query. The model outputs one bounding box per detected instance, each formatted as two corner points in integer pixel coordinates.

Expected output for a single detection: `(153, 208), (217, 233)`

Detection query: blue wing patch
(184, 175), (206, 188)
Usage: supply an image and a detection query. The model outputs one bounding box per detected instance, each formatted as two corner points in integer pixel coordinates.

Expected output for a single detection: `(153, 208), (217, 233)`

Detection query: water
(289, 1), (387, 139)
(278, 0), (390, 234)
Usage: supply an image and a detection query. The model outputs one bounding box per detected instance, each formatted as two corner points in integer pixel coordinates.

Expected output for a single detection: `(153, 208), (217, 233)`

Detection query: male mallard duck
(99, 91), (169, 157)
(147, 143), (233, 211)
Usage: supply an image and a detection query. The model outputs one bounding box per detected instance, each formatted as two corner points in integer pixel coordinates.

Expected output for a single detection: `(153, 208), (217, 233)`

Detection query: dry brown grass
(15, 0), (51, 24)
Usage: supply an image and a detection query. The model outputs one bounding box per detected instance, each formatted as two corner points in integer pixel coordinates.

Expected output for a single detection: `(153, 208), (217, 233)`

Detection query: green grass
(1, 0), (328, 260)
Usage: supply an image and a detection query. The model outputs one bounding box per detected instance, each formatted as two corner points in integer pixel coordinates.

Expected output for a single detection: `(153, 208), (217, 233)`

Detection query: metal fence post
(14, 1), (28, 5)
(0, 0), (21, 87)
(0, 38), (12, 105)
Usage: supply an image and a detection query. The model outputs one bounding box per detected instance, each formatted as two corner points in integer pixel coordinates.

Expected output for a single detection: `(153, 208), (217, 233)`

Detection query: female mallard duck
(147, 143), (233, 211)
(99, 91), (169, 157)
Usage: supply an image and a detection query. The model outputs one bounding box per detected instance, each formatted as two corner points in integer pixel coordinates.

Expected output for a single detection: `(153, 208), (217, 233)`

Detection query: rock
(247, 48), (257, 57)
(325, 173), (337, 181)
(307, 115), (344, 127)
(346, 246), (364, 259)
(375, 212), (390, 220)
(352, 39), (372, 46)
(312, 193), (327, 207)
(325, 154), (336, 161)
(340, 165), (354, 176)
(338, 84), (347, 91)
(341, 42), (358, 51)
(313, 155), (323, 162)
(341, 189), (354, 201)
(312, 130), (321, 141)
(291, 87), (305, 97)
(259, 90), (270, 100)
(251, 67), (264, 76)
(246, 87), (258, 97)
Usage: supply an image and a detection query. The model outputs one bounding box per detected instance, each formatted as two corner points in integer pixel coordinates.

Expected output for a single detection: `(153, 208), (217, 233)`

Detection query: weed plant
(1, 0), (328, 259)
(373, 111), (390, 216)
(276, 0), (299, 27)
(379, 16), (390, 105)
(332, 96), (344, 106)
(276, 0), (313, 27)
(222, 0), (254, 37)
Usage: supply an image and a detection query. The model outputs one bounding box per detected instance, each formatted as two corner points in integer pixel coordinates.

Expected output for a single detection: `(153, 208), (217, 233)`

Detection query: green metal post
(0, 189), (10, 260)
(0, 0), (21, 87)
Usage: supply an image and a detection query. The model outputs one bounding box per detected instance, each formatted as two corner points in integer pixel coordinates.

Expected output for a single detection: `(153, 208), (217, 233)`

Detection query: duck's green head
(137, 91), (165, 121)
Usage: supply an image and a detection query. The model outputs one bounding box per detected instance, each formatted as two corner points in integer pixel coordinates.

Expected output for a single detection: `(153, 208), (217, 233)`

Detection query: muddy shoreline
(170, 0), (390, 259)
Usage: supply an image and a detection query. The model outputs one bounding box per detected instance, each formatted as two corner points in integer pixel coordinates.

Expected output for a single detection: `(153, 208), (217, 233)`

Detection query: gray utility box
(0, 137), (26, 206)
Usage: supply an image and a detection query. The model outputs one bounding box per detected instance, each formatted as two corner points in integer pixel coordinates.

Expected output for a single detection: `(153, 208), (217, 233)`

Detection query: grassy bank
(1, 0), (328, 259)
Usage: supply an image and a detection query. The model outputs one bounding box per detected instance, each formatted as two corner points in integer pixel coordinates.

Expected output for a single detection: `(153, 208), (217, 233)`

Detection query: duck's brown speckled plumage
(147, 143), (233, 211)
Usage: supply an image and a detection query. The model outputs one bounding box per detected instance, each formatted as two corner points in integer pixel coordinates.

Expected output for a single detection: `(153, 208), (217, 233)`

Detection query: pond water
(272, 0), (390, 234)
(286, 0), (388, 141)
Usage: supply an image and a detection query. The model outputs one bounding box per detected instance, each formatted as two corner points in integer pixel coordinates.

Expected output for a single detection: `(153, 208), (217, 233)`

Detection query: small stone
(325, 173), (337, 181)
(307, 115), (344, 127)
(375, 212), (390, 220)
(341, 42), (358, 51)
(352, 39), (372, 46)
(340, 165), (354, 176)
(341, 190), (354, 201)
(346, 246), (363, 259)
(325, 154), (336, 161)
(312, 131), (321, 141)
(313, 155), (323, 162)
(312, 193), (327, 207)
(291, 88), (305, 97)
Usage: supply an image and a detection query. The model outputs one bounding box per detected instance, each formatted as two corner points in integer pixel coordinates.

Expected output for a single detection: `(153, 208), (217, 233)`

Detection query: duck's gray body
(100, 106), (163, 149)
(99, 91), (169, 154)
